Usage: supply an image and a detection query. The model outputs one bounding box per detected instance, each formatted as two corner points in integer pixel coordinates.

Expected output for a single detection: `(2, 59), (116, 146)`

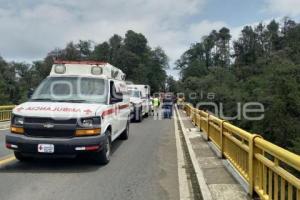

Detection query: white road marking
(174, 108), (192, 200)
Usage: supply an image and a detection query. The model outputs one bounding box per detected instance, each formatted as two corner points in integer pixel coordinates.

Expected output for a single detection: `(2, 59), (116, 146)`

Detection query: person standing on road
(152, 95), (160, 119)
(162, 94), (173, 119)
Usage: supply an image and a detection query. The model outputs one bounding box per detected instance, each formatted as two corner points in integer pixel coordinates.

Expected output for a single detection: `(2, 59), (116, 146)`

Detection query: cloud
(0, 3), (77, 61)
(0, 0), (208, 64)
(0, 0), (230, 79)
(264, 0), (300, 17)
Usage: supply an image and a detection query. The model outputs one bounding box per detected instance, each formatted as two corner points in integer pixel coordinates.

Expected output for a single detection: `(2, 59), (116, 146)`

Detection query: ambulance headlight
(54, 65), (66, 74)
(10, 115), (25, 134)
(12, 115), (24, 126)
(91, 66), (103, 75)
(78, 117), (101, 128)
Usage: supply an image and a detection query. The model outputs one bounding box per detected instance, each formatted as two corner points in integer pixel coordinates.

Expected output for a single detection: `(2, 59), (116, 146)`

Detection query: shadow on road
(0, 138), (124, 174)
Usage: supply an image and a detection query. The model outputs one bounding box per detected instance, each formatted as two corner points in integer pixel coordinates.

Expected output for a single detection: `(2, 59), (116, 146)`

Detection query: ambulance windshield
(31, 77), (108, 103)
(129, 90), (140, 98)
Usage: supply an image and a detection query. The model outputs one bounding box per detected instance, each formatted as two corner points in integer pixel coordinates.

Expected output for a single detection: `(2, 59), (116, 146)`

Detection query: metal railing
(0, 105), (15, 122)
(184, 104), (300, 200)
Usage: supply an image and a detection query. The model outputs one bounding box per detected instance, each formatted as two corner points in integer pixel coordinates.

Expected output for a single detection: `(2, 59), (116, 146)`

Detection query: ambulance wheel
(120, 120), (129, 140)
(94, 130), (111, 165)
(14, 151), (30, 162)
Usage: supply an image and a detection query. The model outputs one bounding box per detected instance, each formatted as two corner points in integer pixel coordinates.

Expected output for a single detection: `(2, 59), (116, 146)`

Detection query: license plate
(37, 144), (54, 153)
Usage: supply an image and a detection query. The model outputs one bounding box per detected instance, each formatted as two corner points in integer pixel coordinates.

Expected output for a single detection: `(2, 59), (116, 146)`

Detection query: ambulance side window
(110, 81), (123, 104)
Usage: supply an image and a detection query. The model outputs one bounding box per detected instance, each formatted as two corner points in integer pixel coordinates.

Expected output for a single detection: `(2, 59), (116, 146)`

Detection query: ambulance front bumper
(6, 133), (107, 157)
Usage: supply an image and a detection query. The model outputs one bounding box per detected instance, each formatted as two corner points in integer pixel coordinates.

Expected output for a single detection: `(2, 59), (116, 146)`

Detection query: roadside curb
(175, 107), (213, 200)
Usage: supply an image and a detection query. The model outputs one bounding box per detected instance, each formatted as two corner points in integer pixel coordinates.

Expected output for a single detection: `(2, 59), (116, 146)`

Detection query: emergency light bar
(53, 60), (107, 65)
(50, 61), (126, 80)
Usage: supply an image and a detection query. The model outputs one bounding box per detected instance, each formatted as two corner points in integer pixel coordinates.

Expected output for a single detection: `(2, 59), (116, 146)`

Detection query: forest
(173, 18), (300, 154)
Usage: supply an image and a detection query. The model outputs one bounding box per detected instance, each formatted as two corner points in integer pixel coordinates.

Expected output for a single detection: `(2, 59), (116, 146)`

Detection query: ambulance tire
(119, 120), (129, 140)
(14, 151), (31, 162)
(144, 112), (149, 118)
(94, 130), (111, 165)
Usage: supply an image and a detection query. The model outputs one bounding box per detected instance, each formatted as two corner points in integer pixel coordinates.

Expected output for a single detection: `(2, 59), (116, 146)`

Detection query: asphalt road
(0, 117), (179, 200)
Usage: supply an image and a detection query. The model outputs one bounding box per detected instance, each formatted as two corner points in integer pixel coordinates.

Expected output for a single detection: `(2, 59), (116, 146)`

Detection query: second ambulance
(127, 84), (151, 122)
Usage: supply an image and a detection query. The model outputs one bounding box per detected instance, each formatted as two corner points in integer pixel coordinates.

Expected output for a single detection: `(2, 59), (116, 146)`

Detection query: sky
(0, 0), (300, 78)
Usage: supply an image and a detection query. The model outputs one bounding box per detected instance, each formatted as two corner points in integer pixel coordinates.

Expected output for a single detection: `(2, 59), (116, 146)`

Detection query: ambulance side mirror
(109, 81), (123, 104)
(110, 96), (123, 104)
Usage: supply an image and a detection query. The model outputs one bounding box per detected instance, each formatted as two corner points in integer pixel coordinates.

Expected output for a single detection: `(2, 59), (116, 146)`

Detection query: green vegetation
(175, 18), (300, 154)
(0, 30), (168, 105)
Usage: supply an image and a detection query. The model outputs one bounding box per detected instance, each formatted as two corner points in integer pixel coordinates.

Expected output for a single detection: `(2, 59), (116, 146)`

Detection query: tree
(124, 30), (148, 55)
(109, 34), (123, 65)
(265, 20), (280, 53)
(215, 27), (231, 67)
(233, 26), (258, 65)
(76, 40), (92, 59)
(0, 57), (9, 104)
(166, 76), (178, 93)
(203, 33), (216, 67)
(62, 42), (81, 60)
(92, 42), (110, 61)
(147, 47), (168, 92)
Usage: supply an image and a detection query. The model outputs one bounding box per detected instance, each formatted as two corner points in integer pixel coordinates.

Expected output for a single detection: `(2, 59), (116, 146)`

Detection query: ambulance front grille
(24, 117), (77, 124)
(24, 128), (75, 138)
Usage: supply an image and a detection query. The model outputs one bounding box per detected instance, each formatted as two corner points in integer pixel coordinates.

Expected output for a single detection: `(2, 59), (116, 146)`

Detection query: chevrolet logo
(43, 123), (54, 128)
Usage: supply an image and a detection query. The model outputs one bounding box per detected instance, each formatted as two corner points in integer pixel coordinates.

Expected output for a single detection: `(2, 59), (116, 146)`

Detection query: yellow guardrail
(0, 105), (15, 122)
(184, 103), (300, 200)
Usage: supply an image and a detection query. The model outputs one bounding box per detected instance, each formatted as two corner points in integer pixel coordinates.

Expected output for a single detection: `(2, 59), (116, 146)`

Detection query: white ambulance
(127, 84), (151, 122)
(6, 61), (130, 165)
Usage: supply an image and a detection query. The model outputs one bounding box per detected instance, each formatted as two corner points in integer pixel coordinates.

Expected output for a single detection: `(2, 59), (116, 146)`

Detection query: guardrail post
(207, 113), (210, 141)
(192, 108), (195, 125)
(198, 110), (202, 130)
(248, 134), (262, 197)
(248, 135), (254, 196)
(195, 110), (199, 128)
(193, 108), (197, 126)
(220, 120), (226, 159)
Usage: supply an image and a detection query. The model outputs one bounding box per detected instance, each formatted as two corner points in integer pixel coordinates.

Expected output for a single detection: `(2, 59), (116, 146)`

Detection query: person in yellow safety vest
(152, 96), (160, 117)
